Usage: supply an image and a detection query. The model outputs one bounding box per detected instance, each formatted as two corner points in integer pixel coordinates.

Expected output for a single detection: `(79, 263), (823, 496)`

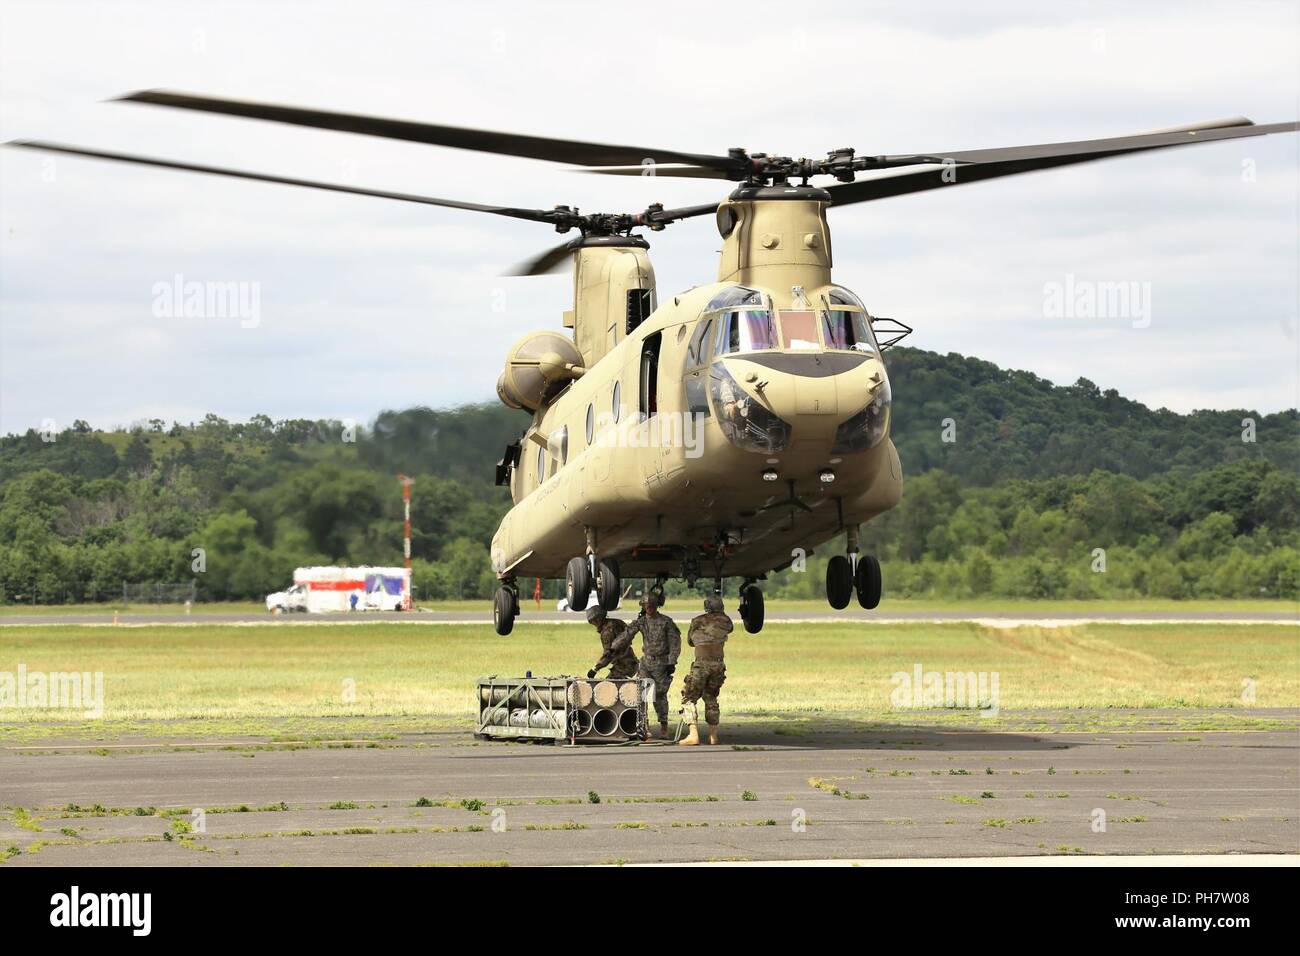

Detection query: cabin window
(612, 380), (621, 422)
(585, 404), (594, 443)
(536, 445), (545, 484)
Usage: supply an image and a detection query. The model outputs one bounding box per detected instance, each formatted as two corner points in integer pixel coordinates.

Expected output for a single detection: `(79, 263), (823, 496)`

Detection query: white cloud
(0, 0), (1296, 432)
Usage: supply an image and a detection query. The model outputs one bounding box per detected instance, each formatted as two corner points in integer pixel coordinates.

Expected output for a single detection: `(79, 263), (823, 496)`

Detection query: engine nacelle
(496, 330), (585, 411)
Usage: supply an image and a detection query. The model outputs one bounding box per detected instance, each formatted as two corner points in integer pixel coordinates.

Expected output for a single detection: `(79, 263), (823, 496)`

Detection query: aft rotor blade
(828, 119), (1300, 206)
(577, 164), (732, 180)
(508, 241), (574, 276)
(115, 89), (743, 171)
(5, 140), (560, 223)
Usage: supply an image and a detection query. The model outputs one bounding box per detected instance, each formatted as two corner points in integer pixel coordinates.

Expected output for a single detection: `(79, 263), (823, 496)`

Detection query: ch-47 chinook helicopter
(10, 94), (1297, 634)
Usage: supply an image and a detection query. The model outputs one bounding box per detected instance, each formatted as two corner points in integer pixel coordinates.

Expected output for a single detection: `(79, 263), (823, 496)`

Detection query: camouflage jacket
(593, 619), (637, 671)
(616, 612), (681, 665)
(687, 612), (732, 661)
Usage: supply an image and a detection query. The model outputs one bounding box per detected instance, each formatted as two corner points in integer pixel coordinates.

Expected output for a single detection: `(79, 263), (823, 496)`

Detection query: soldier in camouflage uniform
(679, 593), (732, 746)
(620, 592), (681, 738)
(585, 605), (637, 680)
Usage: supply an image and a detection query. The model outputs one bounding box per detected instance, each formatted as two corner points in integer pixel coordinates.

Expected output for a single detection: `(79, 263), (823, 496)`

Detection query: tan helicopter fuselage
(490, 189), (902, 583)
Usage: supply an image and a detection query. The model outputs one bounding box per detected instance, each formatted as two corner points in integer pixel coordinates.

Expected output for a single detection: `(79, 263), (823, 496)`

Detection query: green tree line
(1, 348), (1294, 603)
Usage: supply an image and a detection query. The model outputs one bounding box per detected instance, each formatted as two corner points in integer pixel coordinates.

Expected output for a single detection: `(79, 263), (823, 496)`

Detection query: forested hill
(1, 347), (1296, 603)
(884, 349), (1298, 482)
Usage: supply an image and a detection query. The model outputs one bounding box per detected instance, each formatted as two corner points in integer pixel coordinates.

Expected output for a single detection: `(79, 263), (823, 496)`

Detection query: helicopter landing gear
(565, 556), (592, 612)
(739, 579), (765, 634)
(855, 555), (882, 609)
(825, 555), (853, 609)
(841, 524), (881, 610)
(595, 557), (620, 611)
(493, 580), (518, 635)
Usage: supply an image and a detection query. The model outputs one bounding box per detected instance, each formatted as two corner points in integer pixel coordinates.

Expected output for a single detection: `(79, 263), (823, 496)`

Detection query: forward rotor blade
(829, 119), (1299, 206)
(508, 241), (573, 277)
(5, 140), (559, 223)
(909, 117), (1297, 166)
(115, 89), (742, 171)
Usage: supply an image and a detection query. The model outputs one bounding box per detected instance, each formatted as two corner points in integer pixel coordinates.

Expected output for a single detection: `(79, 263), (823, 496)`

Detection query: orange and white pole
(398, 474), (414, 609)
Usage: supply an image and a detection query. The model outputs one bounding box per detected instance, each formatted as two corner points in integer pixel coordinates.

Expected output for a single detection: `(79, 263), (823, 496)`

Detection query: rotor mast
(715, 185), (833, 304)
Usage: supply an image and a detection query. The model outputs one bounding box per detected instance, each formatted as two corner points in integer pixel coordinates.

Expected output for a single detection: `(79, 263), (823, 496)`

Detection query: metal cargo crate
(474, 676), (654, 744)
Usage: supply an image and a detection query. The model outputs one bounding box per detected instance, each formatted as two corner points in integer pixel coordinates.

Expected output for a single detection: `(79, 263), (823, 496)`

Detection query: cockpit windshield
(716, 309), (778, 353)
(821, 288), (879, 354)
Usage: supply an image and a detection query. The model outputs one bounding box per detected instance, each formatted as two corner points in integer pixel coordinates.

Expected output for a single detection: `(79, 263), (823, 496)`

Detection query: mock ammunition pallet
(475, 676), (654, 744)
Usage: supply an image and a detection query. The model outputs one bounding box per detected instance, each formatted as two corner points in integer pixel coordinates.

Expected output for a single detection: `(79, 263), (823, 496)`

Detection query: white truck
(266, 566), (412, 614)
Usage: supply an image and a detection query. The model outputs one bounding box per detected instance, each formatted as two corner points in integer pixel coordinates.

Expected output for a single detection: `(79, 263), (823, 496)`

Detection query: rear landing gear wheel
(565, 556), (593, 612)
(739, 583), (765, 634)
(855, 554), (882, 610)
(596, 558), (620, 611)
(492, 586), (516, 635)
(826, 555), (853, 610)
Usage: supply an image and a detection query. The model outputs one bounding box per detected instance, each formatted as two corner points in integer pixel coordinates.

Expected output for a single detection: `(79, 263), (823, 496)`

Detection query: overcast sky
(1, 0), (1297, 434)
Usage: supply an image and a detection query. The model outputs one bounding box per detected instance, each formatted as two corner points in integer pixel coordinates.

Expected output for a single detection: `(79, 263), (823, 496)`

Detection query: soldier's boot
(707, 724), (719, 745)
(659, 722), (669, 740)
(678, 705), (700, 747)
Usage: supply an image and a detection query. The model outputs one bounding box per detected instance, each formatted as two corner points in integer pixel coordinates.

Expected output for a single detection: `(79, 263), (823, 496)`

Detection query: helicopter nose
(722, 351), (877, 421)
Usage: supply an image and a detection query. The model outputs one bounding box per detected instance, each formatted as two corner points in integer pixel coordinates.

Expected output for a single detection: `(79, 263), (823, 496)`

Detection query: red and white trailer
(266, 566), (412, 613)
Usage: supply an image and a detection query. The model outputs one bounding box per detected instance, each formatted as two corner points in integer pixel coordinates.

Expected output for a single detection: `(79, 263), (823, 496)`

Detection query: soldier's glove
(586, 669), (597, 679)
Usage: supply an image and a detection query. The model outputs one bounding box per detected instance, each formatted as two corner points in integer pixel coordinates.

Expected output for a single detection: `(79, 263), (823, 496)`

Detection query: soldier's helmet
(585, 605), (606, 623)
(640, 591), (661, 609)
(704, 594), (724, 613)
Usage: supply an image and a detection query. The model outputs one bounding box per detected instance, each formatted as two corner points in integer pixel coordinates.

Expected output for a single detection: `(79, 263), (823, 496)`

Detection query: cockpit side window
(686, 317), (714, 367)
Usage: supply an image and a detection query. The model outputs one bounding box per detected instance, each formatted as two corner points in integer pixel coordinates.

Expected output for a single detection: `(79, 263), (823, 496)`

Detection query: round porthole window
(585, 404), (594, 443)
(612, 381), (621, 423)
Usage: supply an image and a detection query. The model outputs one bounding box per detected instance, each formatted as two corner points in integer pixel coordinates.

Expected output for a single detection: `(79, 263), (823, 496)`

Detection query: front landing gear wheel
(566, 556), (593, 611)
(739, 584), (765, 634)
(855, 555), (882, 609)
(596, 558), (620, 611)
(493, 586), (516, 635)
(826, 555), (853, 609)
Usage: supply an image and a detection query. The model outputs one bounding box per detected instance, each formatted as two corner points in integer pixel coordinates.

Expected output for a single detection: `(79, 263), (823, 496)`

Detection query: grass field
(0, 622), (1295, 740)
(2, 597), (1296, 616)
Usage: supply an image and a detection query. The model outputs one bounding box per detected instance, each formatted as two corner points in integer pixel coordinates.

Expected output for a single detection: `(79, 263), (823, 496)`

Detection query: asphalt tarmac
(2, 711), (1296, 866)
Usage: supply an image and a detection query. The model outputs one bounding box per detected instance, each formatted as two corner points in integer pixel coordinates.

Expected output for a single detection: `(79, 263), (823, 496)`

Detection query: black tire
(596, 558), (621, 611)
(826, 555), (853, 610)
(856, 555), (882, 609)
(565, 556), (592, 612)
(739, 584), (765, 634)
(493, 587), (515, 635)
